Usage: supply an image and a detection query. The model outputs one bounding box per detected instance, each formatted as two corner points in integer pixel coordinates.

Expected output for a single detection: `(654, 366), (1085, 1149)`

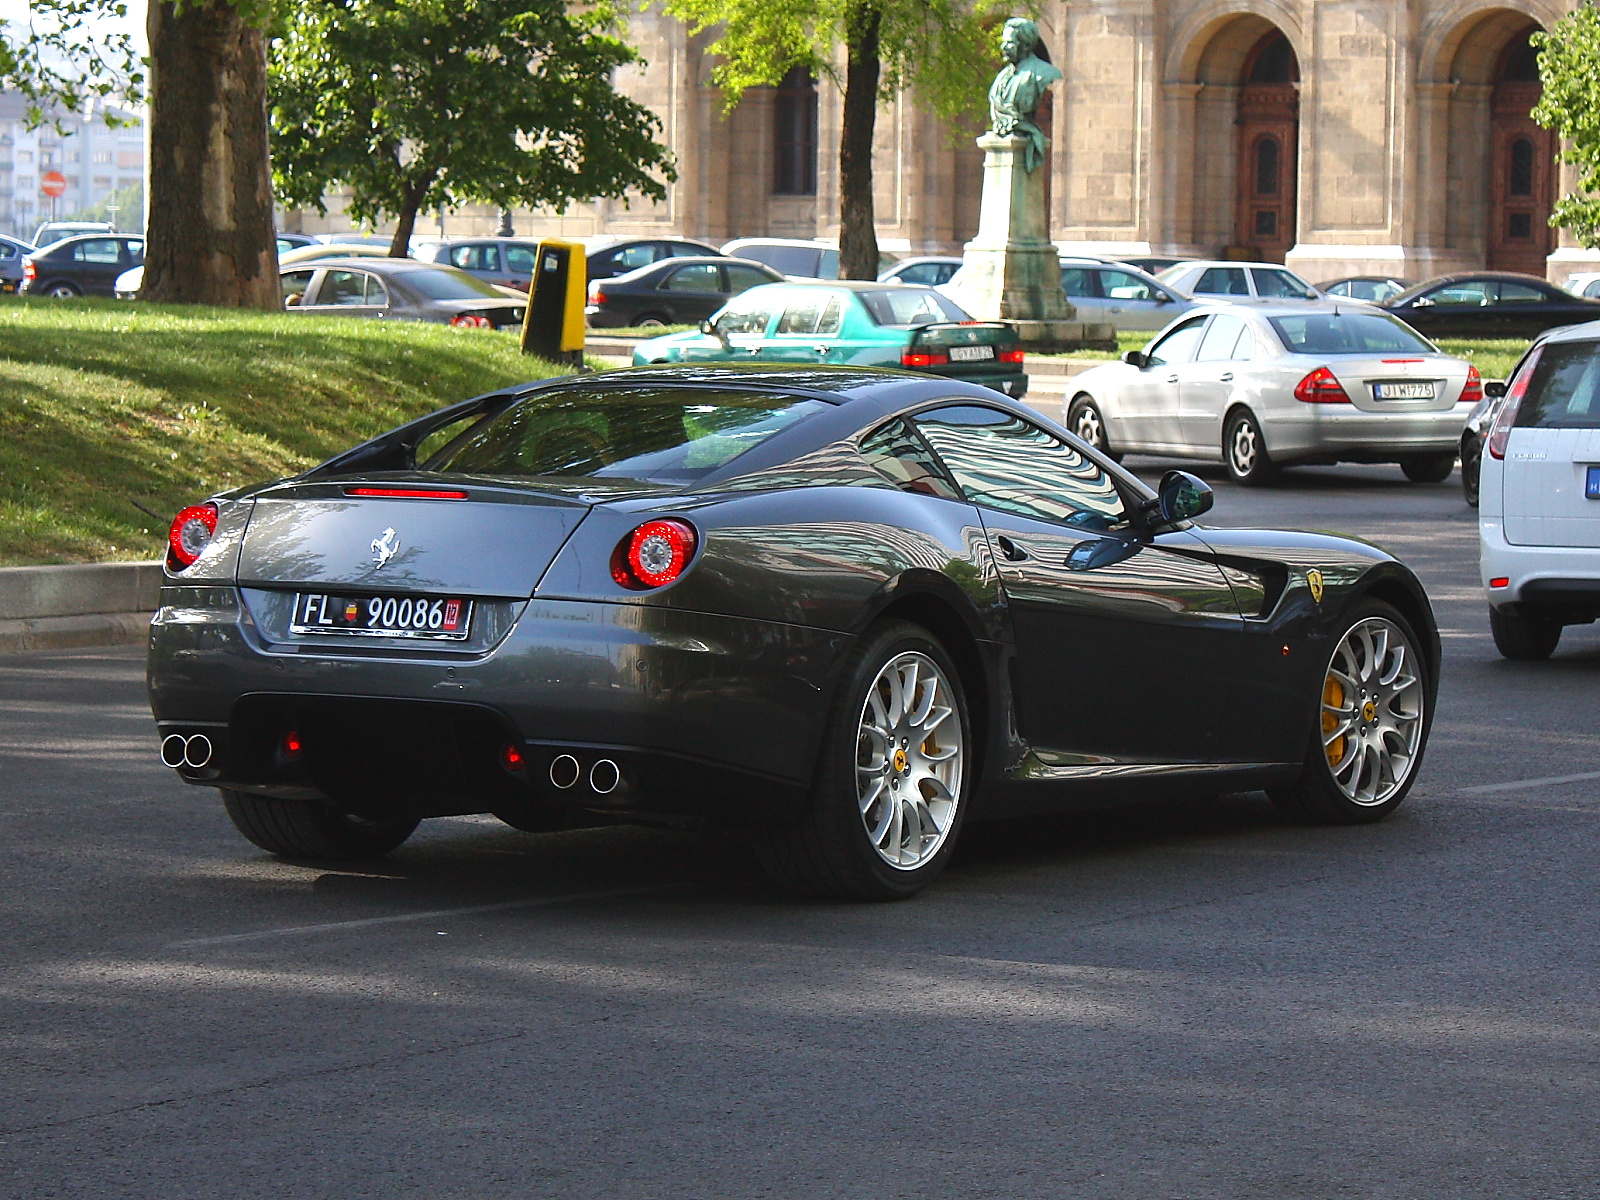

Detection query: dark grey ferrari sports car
(149, 363), (1438, 900)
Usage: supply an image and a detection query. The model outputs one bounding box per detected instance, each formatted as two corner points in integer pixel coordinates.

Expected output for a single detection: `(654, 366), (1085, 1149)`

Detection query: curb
(0, 561), (162, 656)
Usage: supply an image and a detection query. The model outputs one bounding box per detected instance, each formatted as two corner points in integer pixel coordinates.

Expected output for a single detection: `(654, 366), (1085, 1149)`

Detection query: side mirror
(1066, 536), (1141, 573)
(1154, 293), (1172, 304)
(1121, 349), (1147, 368)
(698, 319), (715, 334)
(1484, 379), (1508, 399)
(1155, 469), (1213, 525)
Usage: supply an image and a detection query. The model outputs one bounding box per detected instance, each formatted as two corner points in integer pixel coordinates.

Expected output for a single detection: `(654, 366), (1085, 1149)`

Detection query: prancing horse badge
(1307, 569), (1325, 604)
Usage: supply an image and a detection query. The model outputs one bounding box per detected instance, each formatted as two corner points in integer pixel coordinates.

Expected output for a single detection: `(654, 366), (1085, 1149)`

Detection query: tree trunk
(838, 5), (881, 280)
(389, 172), (437, 257)
(142, 1), (278, 308)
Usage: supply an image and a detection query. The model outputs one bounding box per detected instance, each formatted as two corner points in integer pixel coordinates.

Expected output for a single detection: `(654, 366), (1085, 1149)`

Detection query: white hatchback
(1478, 320), (1600, 658)
(1063, 302), (1479, 485)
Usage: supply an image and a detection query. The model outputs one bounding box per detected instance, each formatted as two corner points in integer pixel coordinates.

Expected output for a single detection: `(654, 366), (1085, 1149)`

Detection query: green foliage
(659, 0), (1007, 124)
(1533, 8), (1600, 248)
(268, 0), (675, 243)
(0, 297), (572, 565)
(70, 180), (144, 231)
(0, 1), (144, 128)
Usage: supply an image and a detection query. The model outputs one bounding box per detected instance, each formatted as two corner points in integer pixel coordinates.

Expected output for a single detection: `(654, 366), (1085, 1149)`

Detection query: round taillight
(167, 503), (218, 569)
(282, 730), (303, 759)
(449, 312), (493, 329)
(500, 742), (525, 771)
(611, 519), (698, 590)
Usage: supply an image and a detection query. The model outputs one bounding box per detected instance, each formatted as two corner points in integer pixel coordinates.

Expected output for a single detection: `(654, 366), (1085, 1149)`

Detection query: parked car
(878, 257), (963, 286)
(279, 243), (399, 266)
(113, 234), (346, 297)
(585, 256), (782, 328)
(149, 364), (1438, 896)
(1379, 272), (1600, 339)
(720, 237), (899, 280)
(1157, 260), (1321, 302)
(278, 258), (526, 329)
(1063, 302), (1478, 485)
(413, 238), (544, 291)
(1477, 318), (1600, 659)
(585, 235), (723, 282)
(1117, 254), (1193, 275)
(1057, 258), (1198, 330)
(1318, 275), (1412, 303)
(312, 234), (395, 247)
(276, 233), (318, 253)
(0, 233), (34, 292)
(1562, 271), (1600, 299)
(633, 280), (1027, 398)
(20, 233), (143, 297)
(1457, 333), (1558, 508)
(30, 221), (112, 248)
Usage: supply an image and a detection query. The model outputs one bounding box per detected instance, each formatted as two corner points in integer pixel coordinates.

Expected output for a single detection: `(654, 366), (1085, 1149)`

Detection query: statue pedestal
(948, 133), (1115, 353)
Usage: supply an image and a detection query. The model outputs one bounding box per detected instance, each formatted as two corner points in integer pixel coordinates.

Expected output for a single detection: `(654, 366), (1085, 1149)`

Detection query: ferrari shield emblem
(1307, 569), (1325, 604)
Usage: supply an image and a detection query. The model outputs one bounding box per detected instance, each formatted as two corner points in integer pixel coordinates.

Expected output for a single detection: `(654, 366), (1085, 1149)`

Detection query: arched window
(1509, 137), (1535, 196)
(773, 68), (817, 196)
(1255, 136), (1280, 196)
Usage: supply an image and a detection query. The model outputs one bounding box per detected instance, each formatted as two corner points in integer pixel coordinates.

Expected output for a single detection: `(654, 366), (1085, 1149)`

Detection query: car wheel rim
(638, 318), (665, 328)
(1073, 405), (1103, 447)
(1319, 617), (1424, 806)
(856, 650), (963, 870)
(1229, 420), (1257, 475)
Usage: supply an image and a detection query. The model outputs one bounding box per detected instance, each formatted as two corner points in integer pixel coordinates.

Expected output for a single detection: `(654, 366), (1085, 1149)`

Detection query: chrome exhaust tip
(160, 734), (188, 768)
(549, 754), (580, 790)
(182, 734), (213, 769)
(589, 759), (621, 795)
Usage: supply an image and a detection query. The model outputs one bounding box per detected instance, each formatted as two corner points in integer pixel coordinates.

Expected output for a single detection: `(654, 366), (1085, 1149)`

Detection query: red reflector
(282, 731), (303, 759)
(1294, 366), (1352, 404)
(999, 347), (1026, 364)
(594, 289), (608, 305)
(1460, 364), (1483, 406)
(167, 503), (219, 569)
(344, 488), (468, 499)
(1382, 359), (1423, 363)
(612, 518), (698, 589)
(901, 351), (950, 368)
(500, 743), (525, 771)
(1489, 577), (1510, 589)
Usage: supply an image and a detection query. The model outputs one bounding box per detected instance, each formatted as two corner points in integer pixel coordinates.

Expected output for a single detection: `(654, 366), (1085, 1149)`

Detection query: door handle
(1219, 372), (1234, 382)
(995, 535), (1029, 562)
(813, 344), (831, 355)
(1166, 374), (1179, 384)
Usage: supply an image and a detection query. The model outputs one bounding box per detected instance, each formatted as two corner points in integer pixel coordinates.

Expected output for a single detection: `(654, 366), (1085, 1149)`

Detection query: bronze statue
(988, 17), (1061, 174)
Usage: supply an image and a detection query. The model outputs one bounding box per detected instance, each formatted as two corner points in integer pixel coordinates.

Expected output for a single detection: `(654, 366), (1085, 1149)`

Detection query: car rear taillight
(593, 288), (608, 305)
(1489, 345), (1543, 460)
(902, 351), (950, 368)
(1460, 364), (1483, 406)
(998, 347), (1026, 364)
(449, 313), (492, 328)
(167, 503), (218, 570)
(611, 518), (698, 590)
(22, 260), (35, 280)
(1293, 366), (1352, 404)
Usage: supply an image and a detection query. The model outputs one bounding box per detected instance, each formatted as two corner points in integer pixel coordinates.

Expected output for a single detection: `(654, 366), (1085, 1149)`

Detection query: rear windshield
(427, 388), (828, 485)
(1515, 341), (1600, 430)
(399, 266), (506, 300)
(858, 288), (969, 326)
(1269, 312), (1433, 355)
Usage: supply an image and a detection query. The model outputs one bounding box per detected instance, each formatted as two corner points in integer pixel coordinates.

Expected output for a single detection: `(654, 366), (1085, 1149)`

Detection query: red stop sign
(40, 171), (66, 198)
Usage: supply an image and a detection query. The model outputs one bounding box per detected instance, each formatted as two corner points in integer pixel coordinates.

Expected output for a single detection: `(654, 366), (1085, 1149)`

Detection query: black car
(414, 238), (544, 291)
(585, 236), (724, 282)
(20, 233), (144, 297)
(1380, 272), (1600, 339)
(279, 257), (526, 329)
(148, 363), (1438, 901)
(585, 256), (783, 328)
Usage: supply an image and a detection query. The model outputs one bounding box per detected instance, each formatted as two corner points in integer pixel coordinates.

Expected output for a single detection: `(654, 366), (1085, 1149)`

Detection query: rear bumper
(1480, 519), (1600, 621)
(1267, 402), (1473, 461)
(915, 368), (1027, 398)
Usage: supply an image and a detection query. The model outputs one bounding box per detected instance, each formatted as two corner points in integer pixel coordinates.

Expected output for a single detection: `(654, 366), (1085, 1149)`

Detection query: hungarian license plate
(947, 344), (995, 363)
(1587, 466), (1600, 500)
(1372, 381), (1435, 400)
(291, 592), (472, 640)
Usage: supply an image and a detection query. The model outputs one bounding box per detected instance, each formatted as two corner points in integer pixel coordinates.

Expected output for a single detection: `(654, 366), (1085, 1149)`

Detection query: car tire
(1268, 601), (1430, 824)
(220, 789), (419, 860)
(1489, 605), (1562, 661)
(754, 620), (971, 901)
(1460, 437), (1482, 508)
(44, 282), (80, 298)
(633, 313), (669, 329)
(1223, 408), (1279, 486)
(1401, 452), (1456, 484)
(1067, 395), (1122, 462)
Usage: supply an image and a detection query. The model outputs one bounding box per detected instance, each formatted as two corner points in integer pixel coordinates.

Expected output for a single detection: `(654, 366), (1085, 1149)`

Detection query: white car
(1562, 271), (1600, 300)
(1063, 302), (1479, 485)
(1156, 260), (1324, 303)
(1477, 319), (1600, 659)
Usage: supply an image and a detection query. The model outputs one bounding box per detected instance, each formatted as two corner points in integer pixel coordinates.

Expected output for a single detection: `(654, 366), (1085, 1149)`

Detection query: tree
(1533, 8), (1600, 248)
(268, 0), (676, 259)
(70, 180), (144, 231)
(0, 1), (144, 126)
(659, 0), (1003, 278)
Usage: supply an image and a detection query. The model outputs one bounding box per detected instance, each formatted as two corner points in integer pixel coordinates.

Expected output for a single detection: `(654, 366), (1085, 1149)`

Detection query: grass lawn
(0, 298), (573, 566)
(588, 324), (695, 338)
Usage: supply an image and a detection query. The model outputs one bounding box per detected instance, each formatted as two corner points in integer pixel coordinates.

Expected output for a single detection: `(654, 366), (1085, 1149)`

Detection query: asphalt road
(4, 462), (1599, 1199)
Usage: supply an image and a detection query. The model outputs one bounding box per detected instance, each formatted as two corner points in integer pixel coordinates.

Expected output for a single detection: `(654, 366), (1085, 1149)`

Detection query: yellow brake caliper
(1322, 675), (1346, 767)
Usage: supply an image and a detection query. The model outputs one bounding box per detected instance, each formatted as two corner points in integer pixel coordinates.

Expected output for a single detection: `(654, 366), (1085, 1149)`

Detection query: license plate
(947, 344), (995, 363)
(1587, 466), (1600, 500)
(291, 592), (472, 640)
(1372, 381), (1435, 400)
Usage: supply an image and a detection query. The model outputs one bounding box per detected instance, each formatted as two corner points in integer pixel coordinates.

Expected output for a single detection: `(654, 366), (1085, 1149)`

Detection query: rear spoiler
(907, 320), (1019, 348)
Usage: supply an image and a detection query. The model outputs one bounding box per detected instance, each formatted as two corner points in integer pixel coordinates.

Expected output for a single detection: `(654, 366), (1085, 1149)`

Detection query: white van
(1479, 319), (1600, 658)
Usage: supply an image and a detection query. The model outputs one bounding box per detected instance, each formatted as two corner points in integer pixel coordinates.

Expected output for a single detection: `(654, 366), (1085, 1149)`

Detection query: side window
(0, 244), (13, 260)
(125, 239), (144, 262)
(450, 245), (496, 272)
(666, 242), (708, 258)
(1498, 281), (1546, 304)
(776, 292), (828, 334)
(1098, 270), (1157, 302)
(1324, 281), (1350, 297)
(757, 246), (814, 276)
(1145, 316), (1209, 367)
(818, 249), (839, 278)
(716, 292), (780, 336)
(505, 245), (537, 275)
(858, 419), (961, 499)
(1060, 268), (1097, 298)
(588, 251), (618, 278)
(75, 238), (122, 264)
(281, 270), (315, 306)
(1251, 268), (1312, 299)
(814, 295), (844, 336)
(913, 405), (1128, 530)
(663, 263), (722, 293)
(1194, 267), (1249, 295)
(725, 264), (775, 294)
(615, 243), (657, 272)
(1195, 313), (1249, 362)
(321, 270), (372, 305)
(363, 274), (389, 306)
(1586, 280), (1600, 300)
(1427, 281), (1493, 306)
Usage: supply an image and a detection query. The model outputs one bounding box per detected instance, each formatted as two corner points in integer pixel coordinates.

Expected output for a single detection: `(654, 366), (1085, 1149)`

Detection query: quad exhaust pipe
(547, 753), (623, 795)
(160, 733), (213, 769)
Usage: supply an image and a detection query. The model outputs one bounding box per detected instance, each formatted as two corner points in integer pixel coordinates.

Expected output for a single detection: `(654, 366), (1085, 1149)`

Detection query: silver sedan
(1062, 302), (1479, 485)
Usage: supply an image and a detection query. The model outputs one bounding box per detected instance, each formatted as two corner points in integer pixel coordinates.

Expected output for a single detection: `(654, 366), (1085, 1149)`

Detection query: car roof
(751, 278), (933, 292)
(31, 232), (139, 253)
(1184, 299), (1418, 320)
(722, 237), (833, 250)
(584, 234), (718, 251)
(281, 256), (443, 274)
(1170, 260), (1301, 272)
(891, 256), (962, 266)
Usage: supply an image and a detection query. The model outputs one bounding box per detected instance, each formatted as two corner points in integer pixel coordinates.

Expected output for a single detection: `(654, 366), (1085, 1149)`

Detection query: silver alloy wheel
(1228, 416), (1259, 476)
(636, 316), (666, 328)
(856, 650), (964, 870)
(1319, 616), (1424, 806)
(1071, 401), (1105, 448)
(46, 284), (77, 298)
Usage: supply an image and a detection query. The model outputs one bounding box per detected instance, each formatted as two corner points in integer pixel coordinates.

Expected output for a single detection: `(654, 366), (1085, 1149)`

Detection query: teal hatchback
(632, 281), (1029, 398)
